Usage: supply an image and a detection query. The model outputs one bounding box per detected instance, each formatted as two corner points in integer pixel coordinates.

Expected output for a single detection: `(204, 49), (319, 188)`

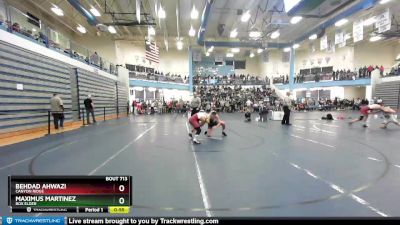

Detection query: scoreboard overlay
(8, 176), (132, 214)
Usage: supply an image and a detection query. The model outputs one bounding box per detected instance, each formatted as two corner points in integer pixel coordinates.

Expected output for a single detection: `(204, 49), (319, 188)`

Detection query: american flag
(145, 40), (160, 64)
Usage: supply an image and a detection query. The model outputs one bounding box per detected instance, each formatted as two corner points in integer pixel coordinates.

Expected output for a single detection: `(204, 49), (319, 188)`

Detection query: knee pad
(195, 127), (201, 135)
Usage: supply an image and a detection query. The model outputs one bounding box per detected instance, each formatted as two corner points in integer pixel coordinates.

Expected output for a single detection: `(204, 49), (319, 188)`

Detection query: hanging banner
(262, 51), (269, 63)
(193, 51), (202, 62)
(309, 43), (316, 53)
(376, 9), (391, 33)
(335, 31), (344, 45)
(320, 35), (328, 50)
(325, 57), (331, 64)
(214, 54), (223, 62)
(353, 19), (364, 43)
(282, 52), (290, 63)
(327, 40), (335, 53)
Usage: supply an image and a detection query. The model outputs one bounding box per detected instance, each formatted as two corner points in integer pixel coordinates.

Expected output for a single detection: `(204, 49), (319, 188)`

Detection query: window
(225, 60), (234, 66)
(234, 61), (246, 69)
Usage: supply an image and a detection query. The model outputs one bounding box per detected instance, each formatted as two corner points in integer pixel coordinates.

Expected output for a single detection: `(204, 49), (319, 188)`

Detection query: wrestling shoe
(363, 124), (368, 128)
(193, 139), (201, 144)
(222, 131), (227, 136)
(204, 131), (208, 135)
(189, 133), (193, 138)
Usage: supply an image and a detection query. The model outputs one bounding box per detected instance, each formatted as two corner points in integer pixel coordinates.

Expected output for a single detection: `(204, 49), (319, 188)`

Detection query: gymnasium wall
(343, 87), (366, 99)
(115, 40), (189, 76)
(258, 39), (399, 79)
(159, 49), (189, 76)
(259, 50), (290, 77)
(234, 55), (262, 76)
(353, 39), (398, 69)
(295, 46), (355, 71)
(73, 35), (117, 65)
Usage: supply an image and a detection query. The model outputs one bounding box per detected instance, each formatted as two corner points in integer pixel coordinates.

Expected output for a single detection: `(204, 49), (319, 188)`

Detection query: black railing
(45, 106), (128, 135)
(79, 106), (129, 127)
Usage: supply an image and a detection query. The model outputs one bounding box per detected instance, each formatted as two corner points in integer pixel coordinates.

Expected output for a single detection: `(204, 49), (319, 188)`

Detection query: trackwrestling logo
(2, 216), (65, 225)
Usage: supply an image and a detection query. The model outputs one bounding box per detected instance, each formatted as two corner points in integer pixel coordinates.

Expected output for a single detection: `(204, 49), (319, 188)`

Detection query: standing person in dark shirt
(84, 95), (96, 124)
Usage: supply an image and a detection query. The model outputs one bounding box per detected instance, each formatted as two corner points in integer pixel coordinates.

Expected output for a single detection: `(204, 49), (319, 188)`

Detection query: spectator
(12, 23), (20, 33)
(50, 93), (64, 129)
(0, 13), (5, 26)
(367, 65), (374, 77)
(90, 52), (99, 66)
(191, 93), (201, 116)
(379, 65), (384, 76)
(150, 101), (155, 114)
(84, 95), (96, 124)
(131, 99), (136, 115)
(282, 92), (292, 126)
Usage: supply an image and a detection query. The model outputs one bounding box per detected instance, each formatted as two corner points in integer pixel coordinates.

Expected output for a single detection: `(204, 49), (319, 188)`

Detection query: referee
(281, 92), (292, 126)
(191, 93), (201, 116)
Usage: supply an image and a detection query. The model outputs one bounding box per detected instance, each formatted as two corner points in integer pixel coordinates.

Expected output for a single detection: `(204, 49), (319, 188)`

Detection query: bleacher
(375, 81), (400, 109)
(0, 40), (73, 133)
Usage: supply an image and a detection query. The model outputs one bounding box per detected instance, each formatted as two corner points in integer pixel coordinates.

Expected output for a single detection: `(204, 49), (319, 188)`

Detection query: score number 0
(118, 184), (126, 205)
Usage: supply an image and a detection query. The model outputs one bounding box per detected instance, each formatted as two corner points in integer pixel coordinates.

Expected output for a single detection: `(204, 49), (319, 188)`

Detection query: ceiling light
(335, 19), (348, 27)
(51, 5), (64, 16)
(231, 48), (240, 53)
(271, 30), (280, 39)
(241, 10), (251, 22)
(363, 17), (376, 26)
(249, 30), (261, 38)
(32, 28), (37, 32)
(250, 52), (255, 58)
(148, 26), (155, 36)
(177, 40), (183, 50)
(206, 52), (210, 57)
(207, 46), (214, 52)
(284, 0), (302, 13)
(283, 47), (291, 52)
(379, 0), (392, 4)
(309, 34), (317, 40)
(108, 26), (117, 34)
(77, 24), (86, 34)
(257, 48), (263, 54)
(191, 5), (198, 19)
(369, 36), (382, 42)
(158, 6), (166, 19)
(188, 25), (196, 37)
(230, 28), (238, 38)
(90, 7), (101, 17)
(293, 43), (300, 49)
(226, 53), (234, 58)
(290, 16), (303, 24)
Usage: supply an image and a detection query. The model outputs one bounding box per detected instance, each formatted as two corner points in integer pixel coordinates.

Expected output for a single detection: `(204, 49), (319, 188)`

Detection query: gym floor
(0, 111), (400, 217)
